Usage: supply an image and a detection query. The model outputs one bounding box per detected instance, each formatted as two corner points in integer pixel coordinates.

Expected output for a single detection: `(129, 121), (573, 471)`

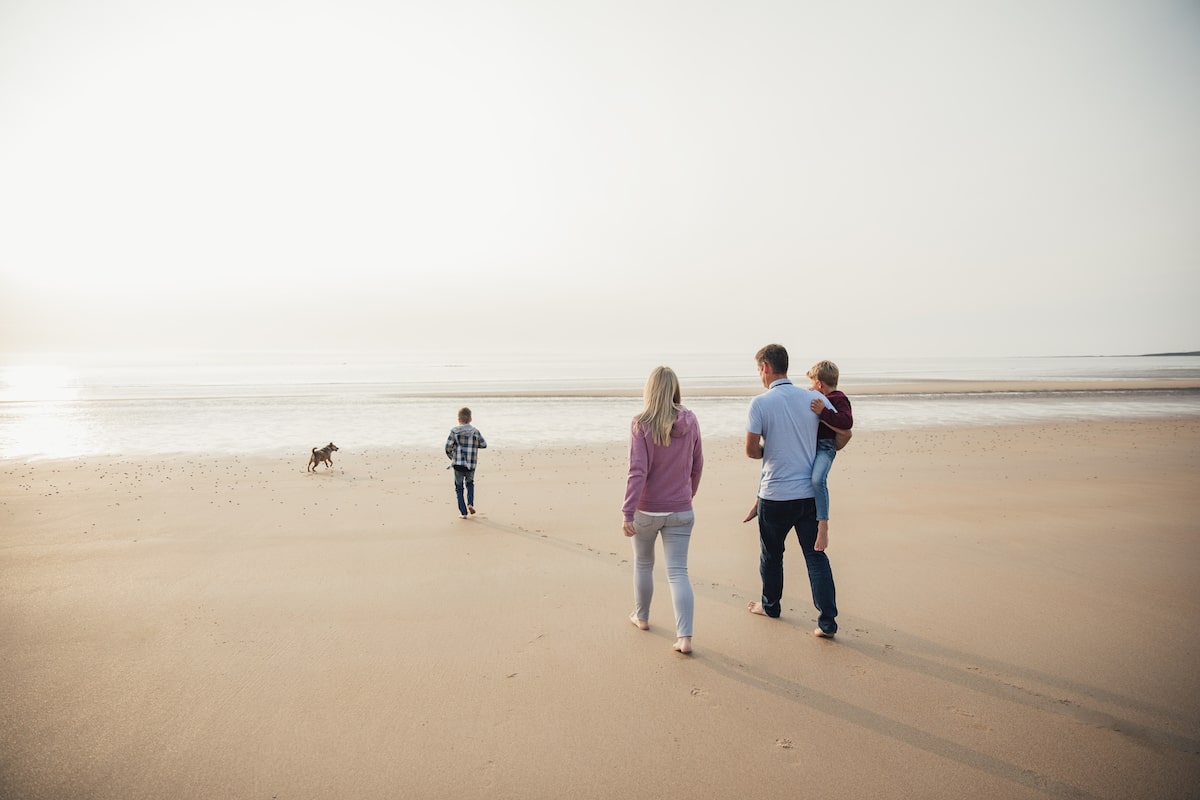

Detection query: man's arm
(743, 432), (762, 522)
(745, 432), (763, 460)
(826, 424), (853, 450)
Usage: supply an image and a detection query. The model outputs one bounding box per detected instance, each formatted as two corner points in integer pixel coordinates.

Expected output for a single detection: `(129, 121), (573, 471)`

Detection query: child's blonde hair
(634, 366), (682, 447)
(458, 407), (472, 423)
(807, 360), (839, 388)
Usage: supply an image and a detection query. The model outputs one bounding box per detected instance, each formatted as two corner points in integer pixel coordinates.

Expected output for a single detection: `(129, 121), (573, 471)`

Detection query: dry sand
(2, 417), (1199, 799)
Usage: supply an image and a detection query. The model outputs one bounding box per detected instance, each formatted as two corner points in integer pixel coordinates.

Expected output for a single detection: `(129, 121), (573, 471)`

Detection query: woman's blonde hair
(634, 366), (682, 447)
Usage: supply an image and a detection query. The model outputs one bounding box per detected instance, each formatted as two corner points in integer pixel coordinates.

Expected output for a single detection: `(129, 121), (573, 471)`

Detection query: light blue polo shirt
(747, 378), (827, 501)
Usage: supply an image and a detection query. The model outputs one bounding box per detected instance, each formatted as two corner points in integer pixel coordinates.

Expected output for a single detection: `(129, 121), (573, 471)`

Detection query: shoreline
(425, 378), (1200, 399)
(4, 378), (1199, 405)
(4, 381), (1200, 462)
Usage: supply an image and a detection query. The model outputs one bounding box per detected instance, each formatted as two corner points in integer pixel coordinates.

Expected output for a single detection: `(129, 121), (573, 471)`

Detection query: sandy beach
(2, 414), (1199, 799)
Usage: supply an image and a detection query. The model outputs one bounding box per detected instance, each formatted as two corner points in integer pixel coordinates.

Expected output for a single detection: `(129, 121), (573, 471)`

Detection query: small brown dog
(308, 442), (339, 472)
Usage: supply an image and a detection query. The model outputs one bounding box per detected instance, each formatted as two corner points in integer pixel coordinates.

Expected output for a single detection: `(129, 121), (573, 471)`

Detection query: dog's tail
(312, 447), (318, 455)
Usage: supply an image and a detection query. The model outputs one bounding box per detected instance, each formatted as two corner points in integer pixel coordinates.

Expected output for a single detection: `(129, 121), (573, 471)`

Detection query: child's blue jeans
(453, 467), (475, 515)
(812, 438), (837, 521)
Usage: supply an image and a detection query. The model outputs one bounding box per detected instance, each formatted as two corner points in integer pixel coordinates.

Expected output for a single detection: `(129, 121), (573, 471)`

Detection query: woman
(622, 366), (704, 654)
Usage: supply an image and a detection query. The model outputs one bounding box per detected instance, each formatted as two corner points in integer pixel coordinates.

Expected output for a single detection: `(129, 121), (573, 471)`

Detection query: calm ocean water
(2, 351), (1199, 459)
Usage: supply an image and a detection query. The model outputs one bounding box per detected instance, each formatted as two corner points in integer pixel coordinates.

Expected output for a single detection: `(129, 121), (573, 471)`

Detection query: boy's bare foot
(673, 637), (693, 654)
(468, 505), (476, 515)
(459, 514), (468, 519)
(814, 628), (835, 638)
(629, 612), (649, 631)
(747, 601), (770, 616)
(815, 520), (829, 552)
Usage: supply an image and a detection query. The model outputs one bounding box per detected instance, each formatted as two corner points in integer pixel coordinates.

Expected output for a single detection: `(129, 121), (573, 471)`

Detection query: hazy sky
(2, 0), (1198, 359)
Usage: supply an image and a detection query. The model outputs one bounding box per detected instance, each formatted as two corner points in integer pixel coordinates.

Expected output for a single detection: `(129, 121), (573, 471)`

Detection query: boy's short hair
(807, 360), (839, 388)
(458, 407), (472, 423)
(755, 344), (789, 375)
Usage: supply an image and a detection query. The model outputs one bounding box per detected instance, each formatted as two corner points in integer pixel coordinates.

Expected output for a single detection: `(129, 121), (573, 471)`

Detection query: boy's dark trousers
(453, 465), (475, 515)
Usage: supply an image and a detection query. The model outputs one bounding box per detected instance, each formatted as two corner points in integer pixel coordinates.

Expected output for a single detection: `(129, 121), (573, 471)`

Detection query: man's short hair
(755, 344), (788, 376)
(458, 407), (472, 423)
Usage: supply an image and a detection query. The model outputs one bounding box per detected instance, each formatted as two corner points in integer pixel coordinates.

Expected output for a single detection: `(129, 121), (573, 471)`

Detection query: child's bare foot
(747, 601), (770, 616)
(814, 628), (835, 638)
(629, 612), (649, 631)
(673, 636), (693, 654)
(815, 520), (829, 551)
(468, 505), (476, 515)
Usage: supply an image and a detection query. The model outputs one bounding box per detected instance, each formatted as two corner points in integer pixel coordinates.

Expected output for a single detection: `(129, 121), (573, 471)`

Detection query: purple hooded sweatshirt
(622, 406), (704, 522)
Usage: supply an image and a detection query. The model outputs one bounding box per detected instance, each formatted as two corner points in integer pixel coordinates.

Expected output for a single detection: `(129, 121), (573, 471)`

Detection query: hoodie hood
(670, 407), (697, 438)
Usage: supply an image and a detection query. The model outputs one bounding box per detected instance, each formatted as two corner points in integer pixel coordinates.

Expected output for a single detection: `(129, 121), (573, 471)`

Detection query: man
(743, 343), (838, 637)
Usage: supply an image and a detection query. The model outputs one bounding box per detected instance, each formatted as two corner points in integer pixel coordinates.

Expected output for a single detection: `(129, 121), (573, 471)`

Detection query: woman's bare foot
(747, 601), (770, 616)
(673, 636), (693, 654)
(815, 520), (829, 552)
(629, 612), (649, 631)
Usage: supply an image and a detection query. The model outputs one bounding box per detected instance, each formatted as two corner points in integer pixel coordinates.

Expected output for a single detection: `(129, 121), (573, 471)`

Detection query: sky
(1, 0), (1198, 360)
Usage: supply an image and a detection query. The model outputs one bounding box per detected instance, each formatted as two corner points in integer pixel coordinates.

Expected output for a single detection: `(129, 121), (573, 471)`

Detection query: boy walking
(445, 407), (487, 519)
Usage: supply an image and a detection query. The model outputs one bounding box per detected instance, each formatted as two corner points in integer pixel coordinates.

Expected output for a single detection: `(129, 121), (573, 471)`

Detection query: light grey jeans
(631, 509), (695, 637)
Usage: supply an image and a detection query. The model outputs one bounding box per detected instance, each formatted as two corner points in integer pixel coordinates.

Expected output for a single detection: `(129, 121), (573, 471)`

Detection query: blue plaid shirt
(445, 424), (487, 471)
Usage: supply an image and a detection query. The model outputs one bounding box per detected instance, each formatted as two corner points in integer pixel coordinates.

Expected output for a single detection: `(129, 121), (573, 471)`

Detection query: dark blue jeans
(757, 497), (838, 634)
(453, 467), (475, 515)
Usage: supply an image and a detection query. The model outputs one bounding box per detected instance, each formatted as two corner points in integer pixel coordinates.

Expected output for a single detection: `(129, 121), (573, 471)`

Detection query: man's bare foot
(815, 520), (829, 552)
(814, 628), (835, 638)
(468, 505), (476, 515)
(673, 637), (693, 654)
(629, 612), (649, 631)
(747, 601), (770, 616)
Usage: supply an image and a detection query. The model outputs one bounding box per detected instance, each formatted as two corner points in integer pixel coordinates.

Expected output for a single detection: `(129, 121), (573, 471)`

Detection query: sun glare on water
(0, 365), (82, 402)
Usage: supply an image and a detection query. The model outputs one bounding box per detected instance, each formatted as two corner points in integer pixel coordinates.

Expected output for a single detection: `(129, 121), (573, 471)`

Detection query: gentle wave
(4, 352), (1200, 458)
(3, 388), (1199, 459)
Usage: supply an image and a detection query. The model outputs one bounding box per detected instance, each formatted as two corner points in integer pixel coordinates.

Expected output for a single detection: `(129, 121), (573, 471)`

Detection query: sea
(2, 350), (1199, 460)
